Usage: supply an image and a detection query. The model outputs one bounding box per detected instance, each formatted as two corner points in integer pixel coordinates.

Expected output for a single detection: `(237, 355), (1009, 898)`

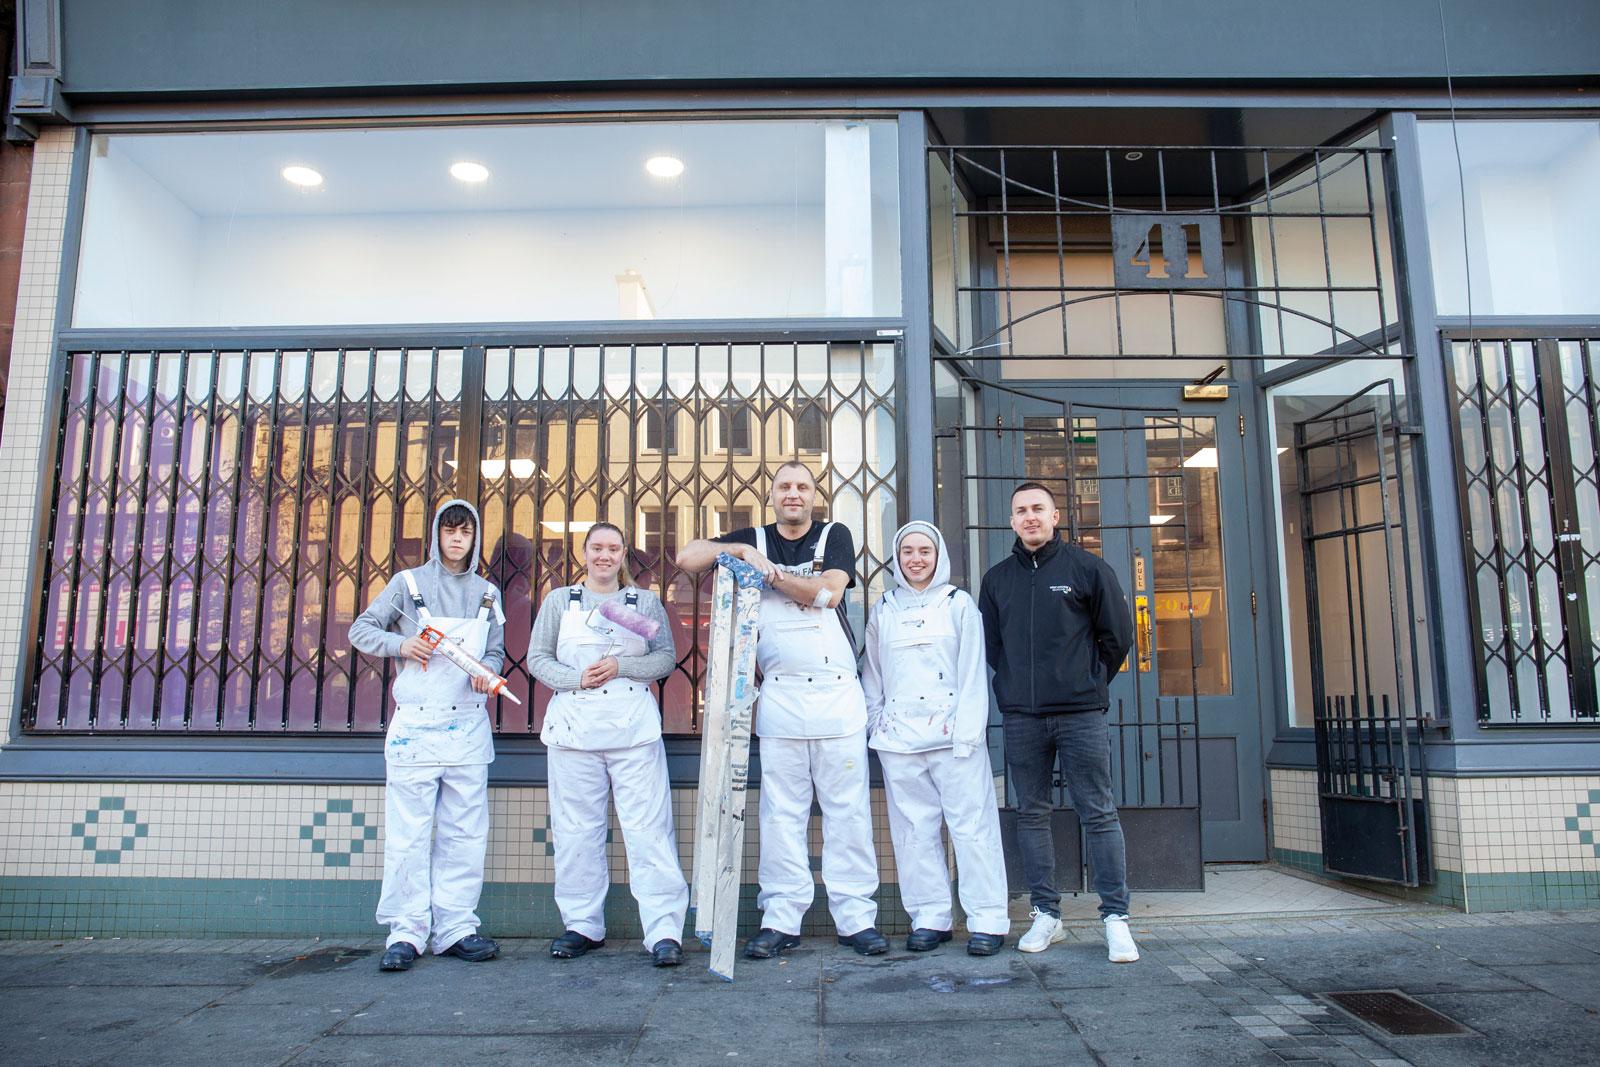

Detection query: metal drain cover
(1325, 990), (1472, 1036)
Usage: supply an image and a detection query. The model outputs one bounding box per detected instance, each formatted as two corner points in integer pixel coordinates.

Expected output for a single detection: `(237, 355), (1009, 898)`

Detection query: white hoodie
(860, 521), (990, 757)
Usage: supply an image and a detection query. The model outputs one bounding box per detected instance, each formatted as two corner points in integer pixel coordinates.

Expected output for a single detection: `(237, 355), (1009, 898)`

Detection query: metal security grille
(27, 338), (898, 735)
(1447, 334), (1600, 725)
(929, 143), (1402, 364)
(473, 341), (899, 736)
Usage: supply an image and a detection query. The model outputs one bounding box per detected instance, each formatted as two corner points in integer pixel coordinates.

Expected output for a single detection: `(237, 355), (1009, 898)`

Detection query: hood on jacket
(430, 497), (485, 575)
(888, 520), (952, 599)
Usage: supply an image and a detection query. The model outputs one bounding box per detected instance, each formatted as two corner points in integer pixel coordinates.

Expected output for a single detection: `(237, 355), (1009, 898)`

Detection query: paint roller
(584, 596), (661, 657)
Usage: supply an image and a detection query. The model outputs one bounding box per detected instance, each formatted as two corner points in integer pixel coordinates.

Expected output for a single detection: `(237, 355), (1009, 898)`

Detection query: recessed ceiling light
(645, 155), (684, 178)
(1124, 151), (1144, 162)
(450, 160), (490, 183)
(280, 165), (324, 187)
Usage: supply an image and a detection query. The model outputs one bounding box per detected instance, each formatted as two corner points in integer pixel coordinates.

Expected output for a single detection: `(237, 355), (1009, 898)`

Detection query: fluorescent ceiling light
(1149, 514), (1175, 526)
(280, 165), (324, 187)
(645, 155), (684, 178)
(450, 160), (490, 183)
(1182, 447), (1219, 469)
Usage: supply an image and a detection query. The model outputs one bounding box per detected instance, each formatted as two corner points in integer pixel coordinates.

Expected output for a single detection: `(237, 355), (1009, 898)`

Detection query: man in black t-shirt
(677, 461), (886, 959)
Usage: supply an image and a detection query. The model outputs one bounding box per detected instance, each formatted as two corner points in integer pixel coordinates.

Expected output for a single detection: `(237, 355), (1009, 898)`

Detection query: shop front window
(1419, 119), (1600, 317)
(72, 120), (902, 328)
(29, 340), (899, 737)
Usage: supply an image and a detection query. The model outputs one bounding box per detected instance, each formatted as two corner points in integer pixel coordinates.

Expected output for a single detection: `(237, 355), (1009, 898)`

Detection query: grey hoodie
(348, 499), (507, 704)
(861, 520), (990, 756)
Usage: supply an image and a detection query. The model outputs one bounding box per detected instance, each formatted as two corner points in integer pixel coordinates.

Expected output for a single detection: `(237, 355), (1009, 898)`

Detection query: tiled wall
(1269, 767), (1600, 911)
(0, 781), (924, 939)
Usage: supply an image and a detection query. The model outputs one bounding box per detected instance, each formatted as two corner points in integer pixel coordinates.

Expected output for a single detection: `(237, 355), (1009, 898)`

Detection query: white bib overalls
(375, 571), (496, 954)
(542, 587), (688, 950)
(869, 588), (1010, 937)
(752, 524), (878, 937)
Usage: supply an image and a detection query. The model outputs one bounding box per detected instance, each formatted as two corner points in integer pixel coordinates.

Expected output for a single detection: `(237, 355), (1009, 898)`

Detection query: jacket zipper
(1029, 553), (1038, 714)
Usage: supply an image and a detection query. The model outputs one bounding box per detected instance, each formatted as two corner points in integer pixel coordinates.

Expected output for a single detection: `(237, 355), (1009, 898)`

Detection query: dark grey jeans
(1003, 710), (1130, 918)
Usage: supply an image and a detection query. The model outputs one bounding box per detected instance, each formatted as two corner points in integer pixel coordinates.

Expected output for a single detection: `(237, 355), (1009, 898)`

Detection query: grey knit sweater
(527, 584), (677, 692)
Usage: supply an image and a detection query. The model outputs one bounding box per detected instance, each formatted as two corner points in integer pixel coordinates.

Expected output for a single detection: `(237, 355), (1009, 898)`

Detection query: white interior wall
(183, 205), (825, 326)
(73, 149), (201, 327)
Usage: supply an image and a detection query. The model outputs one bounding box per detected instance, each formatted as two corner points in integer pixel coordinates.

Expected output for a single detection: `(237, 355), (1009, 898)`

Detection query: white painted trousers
(376, 761), (489, 954)
(547, 740), (688, 950)
(879, 746), (1011, 936)
(757, 731), (878, 936)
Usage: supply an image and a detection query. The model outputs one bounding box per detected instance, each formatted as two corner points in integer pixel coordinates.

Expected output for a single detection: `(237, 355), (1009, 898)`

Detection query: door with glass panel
(985, 384), (1265, 874)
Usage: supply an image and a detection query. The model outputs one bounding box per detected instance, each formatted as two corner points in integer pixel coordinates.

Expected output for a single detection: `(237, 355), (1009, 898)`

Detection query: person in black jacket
(978, 482), (1140, 963)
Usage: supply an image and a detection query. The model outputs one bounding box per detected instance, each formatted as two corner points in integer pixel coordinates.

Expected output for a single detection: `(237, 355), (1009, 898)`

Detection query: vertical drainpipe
(897, 110), (935, 524)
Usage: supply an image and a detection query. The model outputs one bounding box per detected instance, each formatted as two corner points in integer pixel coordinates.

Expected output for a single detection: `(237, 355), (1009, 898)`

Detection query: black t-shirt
(715, 522), (857, 587)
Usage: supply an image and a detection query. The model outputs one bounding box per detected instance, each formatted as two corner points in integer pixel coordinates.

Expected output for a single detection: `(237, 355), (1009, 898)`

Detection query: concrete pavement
(2, 910), (1598, 1066)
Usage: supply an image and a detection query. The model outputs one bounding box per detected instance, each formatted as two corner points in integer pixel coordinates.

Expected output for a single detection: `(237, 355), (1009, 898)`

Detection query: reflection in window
(1145, 418), (1230, 696)
(1267, 362), (1435, 727)
(73, 120), (902, 328)
(1420, 120), (1600, 316)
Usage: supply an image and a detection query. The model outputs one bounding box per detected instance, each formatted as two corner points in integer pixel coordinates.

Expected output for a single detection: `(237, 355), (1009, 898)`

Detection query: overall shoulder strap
(477, 588), (496, 622)
(625, 589), (640, 608)
(567, 586), (584, 608)
(811, 521), (835, 574)
(755, 525), (767, 558)
(400, 570), (430, 621)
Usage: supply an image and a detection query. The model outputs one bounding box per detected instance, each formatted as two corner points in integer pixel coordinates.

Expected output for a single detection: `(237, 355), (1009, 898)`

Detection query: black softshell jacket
(978, 534), (1135, 715)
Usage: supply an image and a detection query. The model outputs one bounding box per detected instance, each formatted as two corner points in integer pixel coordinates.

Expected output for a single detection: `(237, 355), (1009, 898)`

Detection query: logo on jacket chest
(1048, 584), (1075, 596)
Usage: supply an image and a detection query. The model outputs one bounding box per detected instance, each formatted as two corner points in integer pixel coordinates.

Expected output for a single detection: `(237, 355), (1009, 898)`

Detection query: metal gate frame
(1294, 377), (1432, 886)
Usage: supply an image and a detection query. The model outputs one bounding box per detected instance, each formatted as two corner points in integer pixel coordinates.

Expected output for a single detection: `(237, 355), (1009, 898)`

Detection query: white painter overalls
(870, 588), (1010, 936)
(753, 523), (878, 937)
(541, 587), (688, 950)
(375, 571), (495, 954)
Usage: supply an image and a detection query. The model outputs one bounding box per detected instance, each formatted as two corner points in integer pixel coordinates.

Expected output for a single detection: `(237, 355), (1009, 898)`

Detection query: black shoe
(379, 942), (419, 972)
(837, 928), (890, 956)
(439, 933), (499, 962)
(651, 939), (683, 967)
(744, 928), (802, 959)
(967, 933), (1006, 956)
(550, 930), (604, 959)
(906, 928), (954, 952)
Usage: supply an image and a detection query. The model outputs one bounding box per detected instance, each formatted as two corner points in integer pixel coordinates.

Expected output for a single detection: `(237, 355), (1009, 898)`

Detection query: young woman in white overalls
(528, 522), (688, 967)
(861, 520), (1011, 956)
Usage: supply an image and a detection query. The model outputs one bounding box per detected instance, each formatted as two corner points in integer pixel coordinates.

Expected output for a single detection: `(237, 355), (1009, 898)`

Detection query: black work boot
(439, 933), (499, 962)
(967, 933), (1006, 956)
(651, 939), (683, 967)
(744, 928), (802, 959)
(550, 930), (604, 959)
(837, 928), (890, 956)
(906, 928), (953, 952)
(380, 942), (420, 972)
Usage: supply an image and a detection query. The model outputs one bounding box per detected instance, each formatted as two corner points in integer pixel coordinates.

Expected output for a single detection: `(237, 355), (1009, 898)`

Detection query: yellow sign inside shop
(1152, 589), (1216, 620)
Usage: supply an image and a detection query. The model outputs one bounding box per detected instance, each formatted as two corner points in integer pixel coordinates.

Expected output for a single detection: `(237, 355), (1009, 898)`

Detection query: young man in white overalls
(677, 461), (887, 959)
(349, 499), (507, 972)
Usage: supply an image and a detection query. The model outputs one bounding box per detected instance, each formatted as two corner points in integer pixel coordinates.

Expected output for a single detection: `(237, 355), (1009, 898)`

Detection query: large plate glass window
(72, 120), (901, 327)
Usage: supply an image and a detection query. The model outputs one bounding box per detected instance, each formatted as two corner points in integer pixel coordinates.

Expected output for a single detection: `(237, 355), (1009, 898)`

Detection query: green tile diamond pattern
(300, 798), (380, 868)
(1568, 790), (1600, 856)
(69, 796), (150, 864)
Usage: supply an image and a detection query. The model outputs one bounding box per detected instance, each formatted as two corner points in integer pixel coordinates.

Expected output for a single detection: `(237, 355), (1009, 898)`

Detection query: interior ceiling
(930, 107), (1378, 201)
(106, 119), (848, 217)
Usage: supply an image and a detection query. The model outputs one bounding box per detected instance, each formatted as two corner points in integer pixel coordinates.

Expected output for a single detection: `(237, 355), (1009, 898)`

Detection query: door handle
(1135, 595), (1153, 673)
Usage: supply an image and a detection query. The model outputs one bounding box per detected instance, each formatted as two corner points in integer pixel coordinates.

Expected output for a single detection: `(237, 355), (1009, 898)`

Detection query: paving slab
(1408, 923), (1600, 966)
(819, 952), (1050, 1024)
(1382, 988), (1600, 1067)
(0, 951), (268, 988)
(286, 1032), (638, 1066)
(87, 1003), (355, 1067)
(0, 984), (238, 1067)
(1223, 931), (1535, 994)
(822, 1018), (1099, 1067)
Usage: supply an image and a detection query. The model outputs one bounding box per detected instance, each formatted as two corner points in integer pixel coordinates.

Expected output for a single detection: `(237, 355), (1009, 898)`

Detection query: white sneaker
(1103, 914), (1140, 963)
(1017, 908), (1066, 953)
